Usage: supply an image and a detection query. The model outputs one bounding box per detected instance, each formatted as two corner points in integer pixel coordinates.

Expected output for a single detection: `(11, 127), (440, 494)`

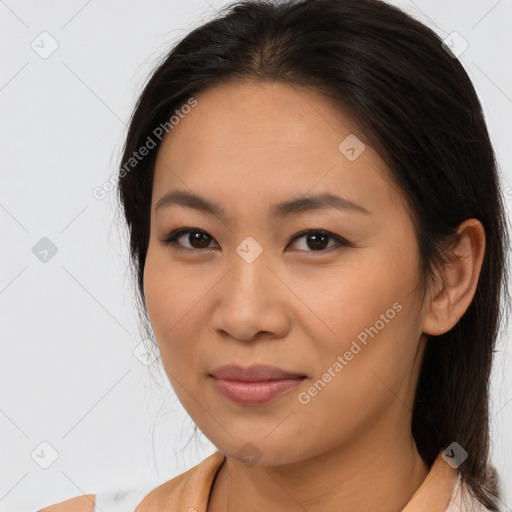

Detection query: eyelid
(160, 227), (353, 253)
(160, 228), (219, 251)
(287, 229), (353, 251)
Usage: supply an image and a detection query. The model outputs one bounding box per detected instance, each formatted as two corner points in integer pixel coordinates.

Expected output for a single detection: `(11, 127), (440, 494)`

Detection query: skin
(142, 80), (486, 512)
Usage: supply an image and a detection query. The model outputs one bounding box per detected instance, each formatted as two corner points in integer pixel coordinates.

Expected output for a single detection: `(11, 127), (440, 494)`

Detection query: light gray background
(1, 1), (511, 510)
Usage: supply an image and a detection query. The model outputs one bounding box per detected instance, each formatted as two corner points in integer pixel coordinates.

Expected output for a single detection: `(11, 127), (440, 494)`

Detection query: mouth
(208, 364), (307, 406)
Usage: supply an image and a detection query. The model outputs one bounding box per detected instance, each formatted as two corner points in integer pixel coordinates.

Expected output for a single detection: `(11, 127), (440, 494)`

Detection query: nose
(210, 246), (291, 342)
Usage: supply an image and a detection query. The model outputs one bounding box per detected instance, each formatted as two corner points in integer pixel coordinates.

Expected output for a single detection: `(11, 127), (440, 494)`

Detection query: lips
(209, 364), (307, 406)
(209, 363), (307, 382)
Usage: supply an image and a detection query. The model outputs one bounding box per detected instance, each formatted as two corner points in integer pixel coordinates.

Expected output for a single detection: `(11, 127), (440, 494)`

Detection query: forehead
(158, 80), (354, 154)
(152, 80), (399, 216)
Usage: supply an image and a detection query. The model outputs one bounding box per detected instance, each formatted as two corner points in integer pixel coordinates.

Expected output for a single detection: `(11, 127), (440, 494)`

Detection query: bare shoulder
(38, 494), (95, 512)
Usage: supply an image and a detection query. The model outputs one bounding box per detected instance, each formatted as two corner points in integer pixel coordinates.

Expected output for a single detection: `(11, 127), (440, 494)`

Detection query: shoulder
(134, 469), (191, 509)
(38, 494), (95, 512)
(38, 452), (225, 512)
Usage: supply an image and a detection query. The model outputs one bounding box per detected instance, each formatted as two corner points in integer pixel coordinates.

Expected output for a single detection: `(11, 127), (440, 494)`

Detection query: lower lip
(211, 377), (305, 405)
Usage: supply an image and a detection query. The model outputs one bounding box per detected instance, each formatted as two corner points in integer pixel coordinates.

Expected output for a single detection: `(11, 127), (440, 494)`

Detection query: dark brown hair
(116, 0), (510, 508)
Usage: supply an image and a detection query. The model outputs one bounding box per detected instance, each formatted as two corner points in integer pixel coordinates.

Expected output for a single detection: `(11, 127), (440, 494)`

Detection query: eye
(287, 229), (351, 253)
(160, 228), (218, 251)
(160, 228), (351, 253)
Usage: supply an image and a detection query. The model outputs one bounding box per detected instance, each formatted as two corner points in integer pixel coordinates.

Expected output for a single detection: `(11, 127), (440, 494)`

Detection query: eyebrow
(155, 189), (371, 219)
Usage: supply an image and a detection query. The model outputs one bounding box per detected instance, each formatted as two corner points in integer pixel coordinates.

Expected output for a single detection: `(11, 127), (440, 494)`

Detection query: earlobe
(422, 218), (486, 336)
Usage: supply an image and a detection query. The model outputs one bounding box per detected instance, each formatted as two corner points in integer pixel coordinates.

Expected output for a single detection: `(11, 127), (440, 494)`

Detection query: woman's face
(144, 80), (430, 465)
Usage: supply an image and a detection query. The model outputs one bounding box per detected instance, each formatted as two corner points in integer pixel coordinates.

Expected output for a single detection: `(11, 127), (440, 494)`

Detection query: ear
(422, 218), (486, 336)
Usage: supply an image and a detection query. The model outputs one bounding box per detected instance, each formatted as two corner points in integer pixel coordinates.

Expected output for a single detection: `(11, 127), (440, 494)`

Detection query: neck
(208, 420), (429, 512)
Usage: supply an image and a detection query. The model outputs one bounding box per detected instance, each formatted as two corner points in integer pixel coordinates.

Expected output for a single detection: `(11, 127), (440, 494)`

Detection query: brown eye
(162, 228), (218, 250)
(287, 230), (350, 253)
(161, 228), (351, 253)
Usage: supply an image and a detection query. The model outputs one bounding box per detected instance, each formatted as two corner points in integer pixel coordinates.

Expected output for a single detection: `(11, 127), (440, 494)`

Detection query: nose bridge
(211, 236), (289, 341)
(228, 235), (269, 299)
(235, 235), (265, 266)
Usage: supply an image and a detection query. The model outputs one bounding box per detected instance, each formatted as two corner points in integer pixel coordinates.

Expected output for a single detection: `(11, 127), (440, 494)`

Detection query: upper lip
(209, 364), (306, 381)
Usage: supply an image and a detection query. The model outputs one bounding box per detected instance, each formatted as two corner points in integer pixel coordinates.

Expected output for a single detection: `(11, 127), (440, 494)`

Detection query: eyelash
(160, 228), (352, 254)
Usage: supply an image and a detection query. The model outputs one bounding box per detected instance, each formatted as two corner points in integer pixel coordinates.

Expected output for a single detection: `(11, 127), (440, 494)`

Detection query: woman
(40, 0), (510, 510)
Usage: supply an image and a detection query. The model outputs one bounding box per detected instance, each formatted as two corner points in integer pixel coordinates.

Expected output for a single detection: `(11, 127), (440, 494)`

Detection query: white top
(92, 488), (153, 512)
(445, 473), (493, 512)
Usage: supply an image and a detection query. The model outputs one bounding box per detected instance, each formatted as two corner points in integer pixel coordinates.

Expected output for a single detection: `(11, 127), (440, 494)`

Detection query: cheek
(143, 258), (210, 420)
(300, 244), (422, 392)
(143, 247), (203, 366)
(291, 258), (413, 355)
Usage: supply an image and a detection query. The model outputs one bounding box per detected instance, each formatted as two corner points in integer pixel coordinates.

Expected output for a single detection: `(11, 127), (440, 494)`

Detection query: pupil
(186, 231), (330, 250)
(308, 233), (328, 250)
(191, 231), (210, 248)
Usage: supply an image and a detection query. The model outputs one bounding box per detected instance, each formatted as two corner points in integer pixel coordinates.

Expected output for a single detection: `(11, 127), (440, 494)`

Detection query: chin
(212, 434), (314, 467)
